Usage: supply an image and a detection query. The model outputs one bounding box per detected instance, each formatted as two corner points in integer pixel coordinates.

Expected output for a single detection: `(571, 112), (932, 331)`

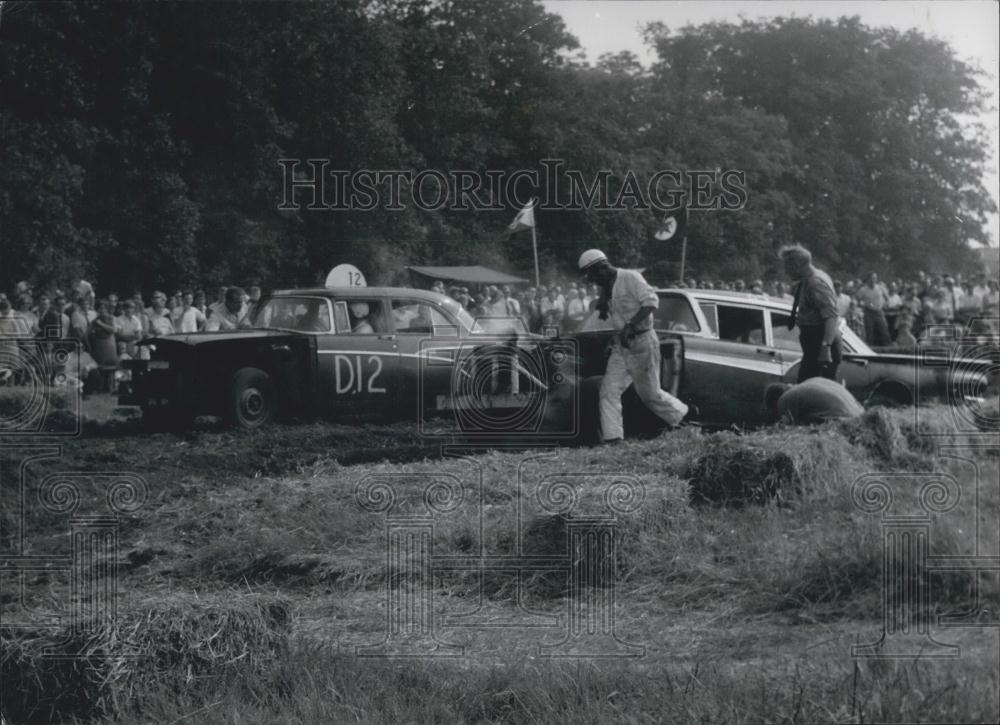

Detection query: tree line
(1, 0), (995, 294)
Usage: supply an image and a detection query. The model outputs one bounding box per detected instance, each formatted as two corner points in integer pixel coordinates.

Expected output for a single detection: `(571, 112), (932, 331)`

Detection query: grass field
(1, 393), (999, 723)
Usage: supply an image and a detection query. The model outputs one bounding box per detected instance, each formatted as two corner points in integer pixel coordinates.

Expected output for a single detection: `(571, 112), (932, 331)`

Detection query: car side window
(335, 298), (386, 335)
(698, 303), (719, 336)
(769, 312), (801, 351)
(716, 305), (765, 345)
(655, 296), (701, 332)
(392, 300), (435, 334)
(333, 301), (351, 334)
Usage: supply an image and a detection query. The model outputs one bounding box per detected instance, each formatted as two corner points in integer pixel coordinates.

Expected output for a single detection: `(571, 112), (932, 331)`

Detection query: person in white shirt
(833, 280), (852, 319)
(566, 288), (590, 331)
(501, 286), (521, 317)
(941, 277), (964, 321)
(205, 287), (248, 332)
(207, 286), (228, 321)
(482, 286), (508, 318)
(971, 273), (991, 301)
(115, 300), (144, 357)
(178, 293), (206, 333)
(147, 291), (175, 337)
(578, 249), (688, 443)
(540, 288), (565, 331)
(957, 282), (983, 324)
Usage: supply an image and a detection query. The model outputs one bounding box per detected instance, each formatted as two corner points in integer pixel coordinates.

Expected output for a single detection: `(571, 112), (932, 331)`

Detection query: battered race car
(579, 288), (994, 427)
(120, 286), (682, 439)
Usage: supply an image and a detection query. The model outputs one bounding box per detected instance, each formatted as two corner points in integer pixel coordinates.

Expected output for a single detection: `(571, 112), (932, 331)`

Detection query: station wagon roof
(660, 288), (792, 310)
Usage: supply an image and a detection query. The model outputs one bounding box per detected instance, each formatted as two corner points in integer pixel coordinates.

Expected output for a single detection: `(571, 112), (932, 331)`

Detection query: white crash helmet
(578, 249), (608, 271)
(349, 301), (370, 317)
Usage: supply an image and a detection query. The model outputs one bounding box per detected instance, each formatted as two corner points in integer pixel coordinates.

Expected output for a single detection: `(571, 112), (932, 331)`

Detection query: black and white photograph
(1, 0), (999, 722)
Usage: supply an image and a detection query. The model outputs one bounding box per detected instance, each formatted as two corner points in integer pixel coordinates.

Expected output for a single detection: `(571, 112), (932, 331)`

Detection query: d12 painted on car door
(317, 297), (399, 420)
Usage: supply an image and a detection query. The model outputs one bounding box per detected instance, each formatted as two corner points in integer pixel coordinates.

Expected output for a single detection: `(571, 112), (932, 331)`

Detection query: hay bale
(686, 430), (866, 508)
(687, 439), (799, 507)
(0, 595), (290, 724)
(839, 407), (909, 462)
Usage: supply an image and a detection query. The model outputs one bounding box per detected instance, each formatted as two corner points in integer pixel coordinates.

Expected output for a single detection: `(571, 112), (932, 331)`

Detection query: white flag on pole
(507, 199), (536, 233)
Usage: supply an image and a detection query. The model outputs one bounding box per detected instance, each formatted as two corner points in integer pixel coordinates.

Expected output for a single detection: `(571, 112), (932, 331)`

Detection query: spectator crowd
(1, 267), (997, 392)
(436, 269), (999, 346)
(0, 281), (261, 391)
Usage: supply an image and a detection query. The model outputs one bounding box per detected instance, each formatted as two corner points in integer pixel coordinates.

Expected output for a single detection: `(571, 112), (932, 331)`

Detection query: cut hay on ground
(686, 429), (866, 507)
(838, 405), (996, 466)
(0, 594), (290, 725)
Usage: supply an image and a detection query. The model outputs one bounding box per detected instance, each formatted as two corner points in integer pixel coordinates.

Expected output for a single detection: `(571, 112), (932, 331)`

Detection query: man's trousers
(599, 330), (688, 441)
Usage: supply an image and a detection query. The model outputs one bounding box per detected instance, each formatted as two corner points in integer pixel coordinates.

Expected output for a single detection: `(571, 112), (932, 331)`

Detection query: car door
(769, 310), (872, 393)
(390, 298), (461, 421)
(316, 296), (399, 419)
(683, 302), (784, 425)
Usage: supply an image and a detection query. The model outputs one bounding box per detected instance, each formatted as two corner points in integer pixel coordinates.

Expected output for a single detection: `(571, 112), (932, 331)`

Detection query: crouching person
(764, 379), (863, 425)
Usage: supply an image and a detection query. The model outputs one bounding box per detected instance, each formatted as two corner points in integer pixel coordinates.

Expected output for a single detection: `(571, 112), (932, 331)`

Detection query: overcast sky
(542, 1), (1000, 247)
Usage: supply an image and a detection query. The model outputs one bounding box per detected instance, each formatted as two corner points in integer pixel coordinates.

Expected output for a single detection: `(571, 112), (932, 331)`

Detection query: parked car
(578, 289), (993, 427)
(119, 286), (683, 439)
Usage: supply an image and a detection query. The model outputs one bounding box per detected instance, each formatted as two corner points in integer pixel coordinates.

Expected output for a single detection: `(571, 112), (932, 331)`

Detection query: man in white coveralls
(578, 249), (689, 443)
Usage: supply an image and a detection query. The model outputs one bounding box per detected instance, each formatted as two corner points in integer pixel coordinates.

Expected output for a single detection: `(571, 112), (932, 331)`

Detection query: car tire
(227, 367), (275, 429)
(866, 389), (910, 408)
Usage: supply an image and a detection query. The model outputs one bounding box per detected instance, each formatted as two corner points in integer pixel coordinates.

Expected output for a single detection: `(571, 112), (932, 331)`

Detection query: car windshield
(437, 296), (478, 333)
(250, 297), (332, 332)
(838, 320), (873, 354)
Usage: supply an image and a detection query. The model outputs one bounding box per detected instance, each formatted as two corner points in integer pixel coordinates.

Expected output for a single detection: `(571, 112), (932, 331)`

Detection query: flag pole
(531, 223), (540, 288)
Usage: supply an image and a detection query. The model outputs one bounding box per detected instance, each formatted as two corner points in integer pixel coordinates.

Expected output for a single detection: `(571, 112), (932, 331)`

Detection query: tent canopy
(407, 265), (528, 286)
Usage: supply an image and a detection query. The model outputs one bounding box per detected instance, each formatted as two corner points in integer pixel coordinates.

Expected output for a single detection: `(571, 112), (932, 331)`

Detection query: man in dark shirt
(764, 379), (864, 424)
(781, 245), (842, 382)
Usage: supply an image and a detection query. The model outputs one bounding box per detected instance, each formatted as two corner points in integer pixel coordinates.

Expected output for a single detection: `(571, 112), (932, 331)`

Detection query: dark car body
(579, 289), (992, 427)
(120, 286), (683, 438)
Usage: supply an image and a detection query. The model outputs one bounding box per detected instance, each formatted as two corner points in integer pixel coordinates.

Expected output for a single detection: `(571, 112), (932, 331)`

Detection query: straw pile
(838, 406), (994, 468)
(0, 594), (291, 724)
(838, 407), (912, 464)
(686, 430), (865, 507)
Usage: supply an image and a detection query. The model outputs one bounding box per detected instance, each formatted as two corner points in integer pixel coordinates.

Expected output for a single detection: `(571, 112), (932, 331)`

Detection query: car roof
(659, 288), (792, 310)
(270, 287), (453, 303)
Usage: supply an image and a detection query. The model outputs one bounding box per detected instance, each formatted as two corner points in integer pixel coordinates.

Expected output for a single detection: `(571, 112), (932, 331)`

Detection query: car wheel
(866, 390), (910, 408)
(227, 367), (275, 429)
(142, 404), (193, 432)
